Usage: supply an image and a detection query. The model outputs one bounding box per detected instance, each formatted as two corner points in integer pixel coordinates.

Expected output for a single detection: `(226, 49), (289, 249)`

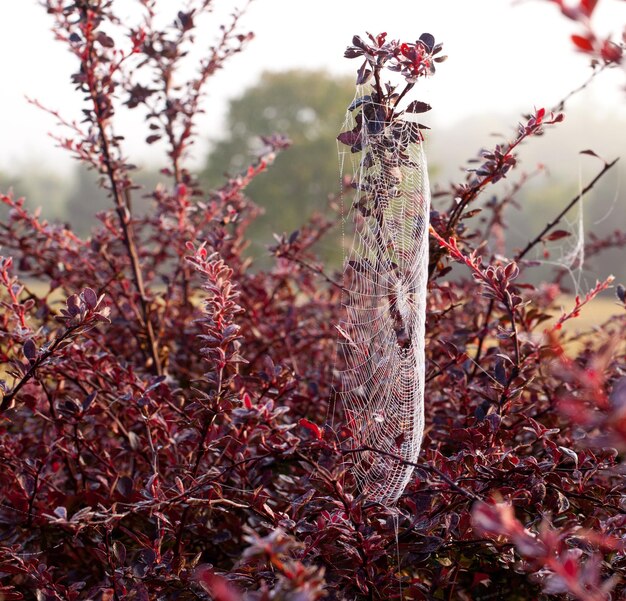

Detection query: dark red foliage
(543, 0), (625, 70)
(1, 2), (625, 600)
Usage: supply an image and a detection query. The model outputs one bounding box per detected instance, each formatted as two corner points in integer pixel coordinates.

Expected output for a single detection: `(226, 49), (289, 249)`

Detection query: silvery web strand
(338, 100), (430, 505)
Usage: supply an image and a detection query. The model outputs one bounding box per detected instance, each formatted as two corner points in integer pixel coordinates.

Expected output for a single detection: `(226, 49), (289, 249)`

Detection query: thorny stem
(469, 298), (495, 380)
(96, 131), (161, 375)
(443, 127), (530, 239)
(508, 306), (521, 372)
(73, 421), (88, 491)
(389, 81), (415, 121)
(173, 414), (215, 564)
(143, 411), (165, 560)
(26, 462), (43, 530)
(373, 66), (384, 105)
(515, 157), (619, 262)
(425, 358), (457, 382)
(496, 305), (522, 413)
(80, 7), (162, 375)
(394, 82), (415, 109)
(144, 416), (160, 479)
(42, 380), (81, 494)
(105, 530), (123, 601)
(553, 62), (610, 112)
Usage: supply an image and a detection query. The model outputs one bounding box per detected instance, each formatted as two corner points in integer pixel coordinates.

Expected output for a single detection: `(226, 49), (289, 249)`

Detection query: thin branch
(515, 157), (619, 262)
(345, 445), (482, 502)
(552, 63), (610, 112)
(80, 7), (162, 375)
(287, 255), (345, 292)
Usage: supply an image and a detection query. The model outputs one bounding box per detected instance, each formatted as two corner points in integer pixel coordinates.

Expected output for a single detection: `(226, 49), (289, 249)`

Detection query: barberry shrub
(1, 2), (625, 600)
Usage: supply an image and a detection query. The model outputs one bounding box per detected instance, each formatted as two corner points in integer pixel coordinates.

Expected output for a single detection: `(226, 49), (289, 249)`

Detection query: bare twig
(515, 158), (619, 262)
(79, 6), (162, 375)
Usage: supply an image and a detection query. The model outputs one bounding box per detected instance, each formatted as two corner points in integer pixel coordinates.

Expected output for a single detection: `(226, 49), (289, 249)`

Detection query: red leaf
(571, 34), (594, 52)
(580, 0), (598, 18)
(0, 587), (24, 601)
(196, 566), (242, 601)
(562, 554), (578, 578)
(83, 287), (98, 309)
(601, 40), (623, 64)
(337, 128), (362, 152)
(96, 32), (115, 48)
(544, 230), (571, 241)
(299, 418), (323, 440)
(356, 60), (372, 85)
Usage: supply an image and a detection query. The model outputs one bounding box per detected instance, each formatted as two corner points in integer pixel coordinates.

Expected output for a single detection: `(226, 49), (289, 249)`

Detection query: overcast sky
(0, 0), (624, 176)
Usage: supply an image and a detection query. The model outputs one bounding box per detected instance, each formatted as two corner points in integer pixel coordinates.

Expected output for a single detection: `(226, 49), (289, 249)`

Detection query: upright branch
(127, 2), (253, 310)
(458, 70), (621, 375)
(45, 1), (162, 373)
(133, 2), (253, 183)
(469, 154), (618, 374)
(339, 31), (446, 153)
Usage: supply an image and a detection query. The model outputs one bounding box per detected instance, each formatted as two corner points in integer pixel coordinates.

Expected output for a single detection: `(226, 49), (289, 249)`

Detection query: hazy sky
(0, 0), (624, 176)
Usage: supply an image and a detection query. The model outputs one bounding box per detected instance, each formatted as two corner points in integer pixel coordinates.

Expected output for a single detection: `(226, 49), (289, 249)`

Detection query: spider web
(524, 166), (590, 297)
(336, 91), (430, 505)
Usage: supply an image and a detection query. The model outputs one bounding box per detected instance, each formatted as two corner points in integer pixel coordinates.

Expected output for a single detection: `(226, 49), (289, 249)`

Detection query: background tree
(202, 70), (353, 264)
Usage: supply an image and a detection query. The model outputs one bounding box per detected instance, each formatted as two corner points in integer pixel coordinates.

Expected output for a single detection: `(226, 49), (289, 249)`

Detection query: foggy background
(0, 0), (624, 286)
